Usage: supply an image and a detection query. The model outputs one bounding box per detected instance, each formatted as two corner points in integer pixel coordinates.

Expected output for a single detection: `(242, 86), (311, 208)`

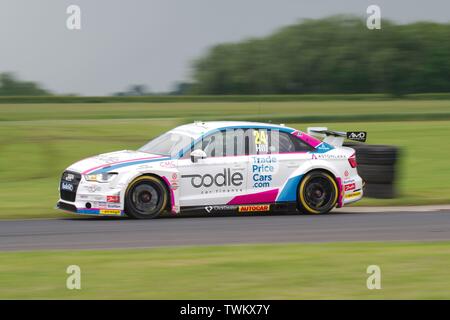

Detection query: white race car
(57, 121), (365, 219)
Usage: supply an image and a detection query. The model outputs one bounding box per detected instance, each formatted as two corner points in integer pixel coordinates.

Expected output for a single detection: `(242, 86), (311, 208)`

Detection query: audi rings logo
(182, 168), (243, 188)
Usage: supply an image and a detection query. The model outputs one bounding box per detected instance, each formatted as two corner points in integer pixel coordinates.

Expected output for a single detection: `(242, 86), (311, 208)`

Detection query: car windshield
(138, 132), (193, 157)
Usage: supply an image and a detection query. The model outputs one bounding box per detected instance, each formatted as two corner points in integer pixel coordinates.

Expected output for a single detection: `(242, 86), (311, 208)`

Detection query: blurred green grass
(1, 100), (450, 219)
(1, 100), (450, 121)
(1, 242), (450, 299)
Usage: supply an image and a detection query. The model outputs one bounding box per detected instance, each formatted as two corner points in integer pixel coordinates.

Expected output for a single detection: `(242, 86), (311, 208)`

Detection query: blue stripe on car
(90, 157), (171, 174)
(277, 174), (303, 202)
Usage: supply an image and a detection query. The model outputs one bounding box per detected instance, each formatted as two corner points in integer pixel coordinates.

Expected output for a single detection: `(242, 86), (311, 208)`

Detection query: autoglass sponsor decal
(311, 153), (346, 160)
(251, 156), (276, 188)
(238, 204), (271, 213)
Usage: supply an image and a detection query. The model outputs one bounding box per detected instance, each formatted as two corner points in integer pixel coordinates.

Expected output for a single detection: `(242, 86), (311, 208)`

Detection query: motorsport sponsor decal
(205, 205), (238, 213)
(160, 160), (176, 168)
(251, 156), (277, 188)
(347, 131), (367, 142)
(99, 209), (121, 215)
(344, 183), (356, 191)
(253, 130), (269, 153)
(182, 168), (243, 189)
(344, 191), (362, 199)
(64, 173), (76, 182)
(83, 185), (101, 193)
(170, 172), (179, 190)
(97, 201), (107, 208)
(106, 203), (121, 209)
(238, 204), (271, 212)
(311, 153), (346, 160)
(61, 182), (74, 191)
(107, 195), (120, 203)
(92, 155), (120, 164)
(316, 142), (333, 152)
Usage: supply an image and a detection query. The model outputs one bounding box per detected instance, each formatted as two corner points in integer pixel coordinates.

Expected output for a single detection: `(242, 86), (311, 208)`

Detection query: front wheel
(125, 176), (168, 219)
(297, 171), (338, 214)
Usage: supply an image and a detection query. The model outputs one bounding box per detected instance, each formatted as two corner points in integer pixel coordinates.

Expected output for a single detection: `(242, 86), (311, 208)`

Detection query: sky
(0, 0), (449, 95)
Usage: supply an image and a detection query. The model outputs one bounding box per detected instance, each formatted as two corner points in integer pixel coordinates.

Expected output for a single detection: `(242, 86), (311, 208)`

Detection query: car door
(177, 129), (248, 207)
(247, 128), (312, 194)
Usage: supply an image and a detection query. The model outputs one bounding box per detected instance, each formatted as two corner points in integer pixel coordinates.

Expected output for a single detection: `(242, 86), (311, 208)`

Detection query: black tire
(364, 183), (396, 199)
(297, 171), (338, 214)
(344, 143), (399, 165)
(125, 176), (169, 219)
(357, 146), (398, 165)
(357, 164), (395, 184)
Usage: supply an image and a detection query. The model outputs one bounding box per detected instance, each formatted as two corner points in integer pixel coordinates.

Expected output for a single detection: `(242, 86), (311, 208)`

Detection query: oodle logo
(182, 168), (243, 188)
(252, 156), (277, 188)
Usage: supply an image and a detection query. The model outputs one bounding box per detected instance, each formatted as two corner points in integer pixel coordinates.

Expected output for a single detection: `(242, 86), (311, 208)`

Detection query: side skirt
(177, 202), (298, 216)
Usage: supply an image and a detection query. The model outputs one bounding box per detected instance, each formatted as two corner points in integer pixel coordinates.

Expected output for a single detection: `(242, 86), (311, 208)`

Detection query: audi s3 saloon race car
(57, 121), (366, 219)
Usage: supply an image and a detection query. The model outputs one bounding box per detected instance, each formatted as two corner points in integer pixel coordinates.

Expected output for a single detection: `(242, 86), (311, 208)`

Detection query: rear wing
(307, 127), (367, 147)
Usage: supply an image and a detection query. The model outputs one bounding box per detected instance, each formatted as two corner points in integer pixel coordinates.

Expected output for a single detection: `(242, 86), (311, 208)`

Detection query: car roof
(171, 121), (296, 138)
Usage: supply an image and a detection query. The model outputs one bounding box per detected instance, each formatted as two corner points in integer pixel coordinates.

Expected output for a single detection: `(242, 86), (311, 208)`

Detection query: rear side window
(249, 129), (313, 154)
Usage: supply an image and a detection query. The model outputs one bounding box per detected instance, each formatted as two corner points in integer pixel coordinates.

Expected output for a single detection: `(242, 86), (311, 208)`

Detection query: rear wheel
(125, 176), (168, 219)
(298, 171), (338, 214)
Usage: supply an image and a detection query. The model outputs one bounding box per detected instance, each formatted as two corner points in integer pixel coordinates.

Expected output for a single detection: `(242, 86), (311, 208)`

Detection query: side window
(290, 134), (314, 152)
(192, 131), (224, 157)
(268, 131), (296, 154)
(224, 129), (248, 156)
(249, 129), (313, 155)
(191, 129), (250, 158)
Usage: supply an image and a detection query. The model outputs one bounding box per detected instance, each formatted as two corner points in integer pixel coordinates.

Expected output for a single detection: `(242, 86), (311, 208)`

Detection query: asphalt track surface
(1, 209), (450, 251)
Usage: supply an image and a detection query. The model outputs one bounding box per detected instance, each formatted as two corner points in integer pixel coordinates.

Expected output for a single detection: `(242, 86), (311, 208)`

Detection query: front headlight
(84, 172), (118, 183)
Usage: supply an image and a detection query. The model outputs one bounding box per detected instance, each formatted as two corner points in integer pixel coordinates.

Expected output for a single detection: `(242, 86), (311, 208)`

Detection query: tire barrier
(344, 143), (399, 199)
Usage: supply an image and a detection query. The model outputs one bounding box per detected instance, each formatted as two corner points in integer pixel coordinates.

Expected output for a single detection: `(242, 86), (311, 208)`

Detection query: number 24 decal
(253, 130), (267, 145)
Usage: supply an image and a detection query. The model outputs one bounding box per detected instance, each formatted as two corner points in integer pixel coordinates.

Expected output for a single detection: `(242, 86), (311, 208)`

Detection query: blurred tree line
(0, 72), (50, 96)
(189, 16), (450, 96)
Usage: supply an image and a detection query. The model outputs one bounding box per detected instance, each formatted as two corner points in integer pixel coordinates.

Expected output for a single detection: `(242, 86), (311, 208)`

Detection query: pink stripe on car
(227, 189), (279, 205)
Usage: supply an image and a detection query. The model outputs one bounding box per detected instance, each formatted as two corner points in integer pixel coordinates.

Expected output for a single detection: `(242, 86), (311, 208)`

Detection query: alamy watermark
(366, 5), (381, 30)
(366, 265), (382, 290)
(66, 5), (81, 30)
(66, 265), (81, 290)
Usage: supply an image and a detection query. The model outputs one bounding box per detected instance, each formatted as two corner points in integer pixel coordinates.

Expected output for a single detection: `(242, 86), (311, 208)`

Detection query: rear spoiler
(307, 127), (367, 147)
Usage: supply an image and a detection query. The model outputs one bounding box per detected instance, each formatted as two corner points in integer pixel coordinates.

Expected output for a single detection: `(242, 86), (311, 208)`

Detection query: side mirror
(190, 149), (207, 163)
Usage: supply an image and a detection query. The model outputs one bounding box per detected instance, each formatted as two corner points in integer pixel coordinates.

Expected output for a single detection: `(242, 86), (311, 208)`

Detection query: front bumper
(57, 171), (126, 217)
(56, 201), (126, 217)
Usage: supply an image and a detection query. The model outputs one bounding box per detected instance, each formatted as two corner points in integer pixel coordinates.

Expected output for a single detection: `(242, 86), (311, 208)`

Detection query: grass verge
(0, 242), (449, 299)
